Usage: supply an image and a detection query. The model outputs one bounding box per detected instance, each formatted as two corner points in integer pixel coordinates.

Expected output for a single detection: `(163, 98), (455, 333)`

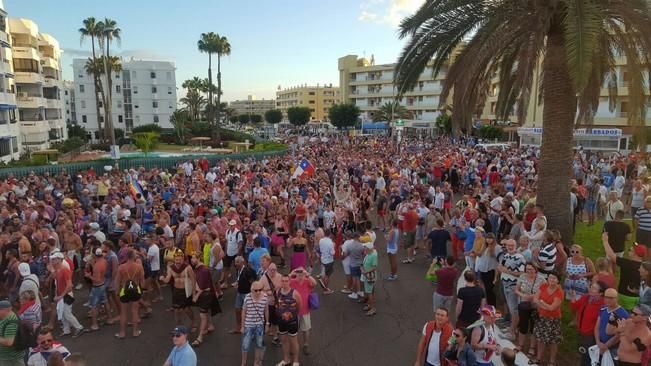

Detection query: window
(309, 100), (315, 104)
(309, 92), (315, 95)
(11, 137), (17, 153)
(166, 72), (171, 80)
(132, 71), (137, 78)
(153, 101), (158, 108)
(116, 85), (121, 93)
(79, 85), (85, 93)
(169, 101), (174, 109)
(150, 72), (156, 79)
(82, 115), (87, 123)
(115, 73), (120, 79)
(135, 105), (139, 109)
(168, 87), (172, 95)
(99, 116), (104, 122)
(151, 86), (157, 94)
(117, 101), (122, 108)
(81, 100), (86, 109)
(133, 86), (138, 94)
(153, 115), (159, 123)
(118, 115), (123, 123)
(64, 90), (68, 96)
(98, 101), (103, 108)
(78, 74), (83, 78)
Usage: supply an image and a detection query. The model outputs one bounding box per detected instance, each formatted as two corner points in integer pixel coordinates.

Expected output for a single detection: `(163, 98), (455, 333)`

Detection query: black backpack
(2, 319), (38, 351)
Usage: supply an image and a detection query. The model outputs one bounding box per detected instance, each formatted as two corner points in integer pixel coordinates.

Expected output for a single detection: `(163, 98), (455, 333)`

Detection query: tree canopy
(329, 103), (361, 129)
(265, 109), (283, 124)
(287, 107), (311, 126)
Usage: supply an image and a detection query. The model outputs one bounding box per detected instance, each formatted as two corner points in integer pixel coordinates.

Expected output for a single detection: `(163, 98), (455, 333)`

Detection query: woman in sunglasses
(563, 244), (595, 301)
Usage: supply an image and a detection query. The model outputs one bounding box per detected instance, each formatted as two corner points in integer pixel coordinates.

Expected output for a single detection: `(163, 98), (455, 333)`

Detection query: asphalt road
(62, 231), (437, 366)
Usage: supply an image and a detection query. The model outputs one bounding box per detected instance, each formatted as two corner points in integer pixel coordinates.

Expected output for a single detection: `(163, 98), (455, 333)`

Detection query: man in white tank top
(470, 305), (501, 366)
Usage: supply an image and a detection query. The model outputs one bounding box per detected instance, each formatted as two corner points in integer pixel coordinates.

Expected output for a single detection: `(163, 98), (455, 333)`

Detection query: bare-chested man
(608, 304), (651, 366)
(159, 250), (196, 330)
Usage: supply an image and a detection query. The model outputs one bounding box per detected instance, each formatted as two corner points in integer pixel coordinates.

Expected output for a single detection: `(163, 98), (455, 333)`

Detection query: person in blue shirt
(248, 237), (269, 275)
(164, 326), (197, 366)
(595, 288), (629, 359)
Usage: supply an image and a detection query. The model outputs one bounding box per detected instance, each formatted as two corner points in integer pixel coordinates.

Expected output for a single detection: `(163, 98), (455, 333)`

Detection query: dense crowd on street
(0, 134), (650, 366)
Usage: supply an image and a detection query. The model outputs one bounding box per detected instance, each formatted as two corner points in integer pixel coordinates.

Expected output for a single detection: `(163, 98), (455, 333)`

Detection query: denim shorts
(350, 266), (362, 278)
(89, 284), (107, 308)
(235, 292), (246, 309)
(241, 324), (265, 352)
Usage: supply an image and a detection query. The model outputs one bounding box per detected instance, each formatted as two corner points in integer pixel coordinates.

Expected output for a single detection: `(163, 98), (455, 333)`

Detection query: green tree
(131, 124), (162, 134)
(238, 114), (250, 125)
(67, 124), (90, 142)
(180, 89), (206, 121)
(79, 17), (104, 141)
(228, 115), (239, 124)
(477, 125), (504, 140)
(287, 106), (311, 126)
(264, 109), (283, 124)
(373, 101), (412, 122)
(182, 77), (204, 93)
(435, 113), (452, 134)
(198, 32), (231, 140)
(170, 110), (189, 144)
(250, 114), (262, 124)
(133, 132), (160, 157)
(329, 103), (361, 129)
(97, 18), (121, 146)
(394, 0), (651, 242)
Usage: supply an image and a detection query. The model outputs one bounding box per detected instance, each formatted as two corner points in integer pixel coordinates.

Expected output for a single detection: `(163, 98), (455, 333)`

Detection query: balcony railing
(619, 112), (628, 118)
(13, 43), (37, 49)
(19, 115), (44, 122)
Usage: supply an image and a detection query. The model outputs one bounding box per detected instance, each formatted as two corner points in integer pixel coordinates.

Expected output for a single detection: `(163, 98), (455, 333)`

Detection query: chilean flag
(292, 159), (315, 179)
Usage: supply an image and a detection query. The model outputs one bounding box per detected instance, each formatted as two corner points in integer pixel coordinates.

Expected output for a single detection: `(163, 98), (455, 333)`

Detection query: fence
(0, 149), (288, 178)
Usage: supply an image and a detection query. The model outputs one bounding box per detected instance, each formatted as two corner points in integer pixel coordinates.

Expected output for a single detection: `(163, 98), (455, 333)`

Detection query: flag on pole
(291, 159), (315, 180)
(128, 175), (145, 198)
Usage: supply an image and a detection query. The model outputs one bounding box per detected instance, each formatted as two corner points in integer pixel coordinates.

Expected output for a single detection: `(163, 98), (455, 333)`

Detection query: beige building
(338, 54), (452, 132)
(9, 17), (66, 151)
(0, 3), (20, 162)
(276, 84), (340, 121)
(229, 95), (275, 118)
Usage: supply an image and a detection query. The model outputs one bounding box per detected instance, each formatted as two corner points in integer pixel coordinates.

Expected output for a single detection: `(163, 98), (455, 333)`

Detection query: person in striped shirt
(533, 230), (559, 278)
(634, 196), (651, 259)
(240, 281), (269, 366)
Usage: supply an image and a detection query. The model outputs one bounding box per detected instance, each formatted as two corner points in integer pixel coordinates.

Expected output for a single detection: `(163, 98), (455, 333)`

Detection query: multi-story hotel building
(8, 18), (66, 151)
(62, 80), (77, 125)
(0, 3), (20, 162)
(73, 58), (177, 140)
(229, 95), (275, 119)
(338, 54), (449, 130)
(276, 84), (340, 122)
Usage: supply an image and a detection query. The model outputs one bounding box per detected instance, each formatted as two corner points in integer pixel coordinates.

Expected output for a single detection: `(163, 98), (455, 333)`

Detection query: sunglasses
(631, 311), (643, 317)
(253, 289), (263, 292)
(571, 250), (580, 254)
(172, 333), (184, 338)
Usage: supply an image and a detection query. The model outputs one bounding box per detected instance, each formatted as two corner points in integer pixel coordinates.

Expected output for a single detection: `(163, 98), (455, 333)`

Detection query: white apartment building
(73, 58), (177, 140)
(62, 80), (76, 124)
(0, 3), (20, 162)
(339, 55), (449, 130)
(8, 18), (66, 151)
(229, 95), (275, 118)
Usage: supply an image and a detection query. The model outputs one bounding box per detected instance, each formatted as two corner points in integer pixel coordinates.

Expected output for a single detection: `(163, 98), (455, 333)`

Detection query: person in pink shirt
(289, 267), (317, 356)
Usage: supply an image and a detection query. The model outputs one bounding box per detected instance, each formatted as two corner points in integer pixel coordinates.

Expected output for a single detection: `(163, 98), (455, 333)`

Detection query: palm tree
(214, 35), (230, 126)
(180, 89), (206, 122)
(97, 18), (121, 146)
(197, 32), (230, 140)
(79, 17), (104, 141)
(182, 77), (204, 93)
(373, 101), (413, 122)
(170, 110), (189, 144)
(394, 0), (651, 242)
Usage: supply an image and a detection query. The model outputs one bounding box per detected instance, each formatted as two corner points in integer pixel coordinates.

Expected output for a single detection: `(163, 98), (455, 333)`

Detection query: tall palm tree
(214, 35), (230, 127)
(197, 32), (221, 131)
(182, 77), (204, 93)
(79, 17), (105, 141)
(394, 0), (651, 242)
(97, 18), (121, 146)
(373, 101), (413, 122)
(180, 89), (206, 122)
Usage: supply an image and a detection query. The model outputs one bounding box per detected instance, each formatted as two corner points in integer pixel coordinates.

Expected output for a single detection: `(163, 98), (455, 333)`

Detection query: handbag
(63, 293), (75, 305)
(308, 291), (320, 310)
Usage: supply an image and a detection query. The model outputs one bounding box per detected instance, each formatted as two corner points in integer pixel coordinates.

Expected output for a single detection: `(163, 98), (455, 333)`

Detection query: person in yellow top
(96, 176), (109, 201)
(185, 223), (201, 258)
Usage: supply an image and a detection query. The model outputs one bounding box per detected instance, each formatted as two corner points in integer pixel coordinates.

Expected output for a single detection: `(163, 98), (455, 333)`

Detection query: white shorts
(299, 314), (311, 332)
(342, 257), (351, 275)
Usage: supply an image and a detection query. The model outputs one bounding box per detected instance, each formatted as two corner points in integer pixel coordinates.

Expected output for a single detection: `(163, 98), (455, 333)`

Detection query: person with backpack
(115, 249), (145, 339)
(0, 299), (27, 365)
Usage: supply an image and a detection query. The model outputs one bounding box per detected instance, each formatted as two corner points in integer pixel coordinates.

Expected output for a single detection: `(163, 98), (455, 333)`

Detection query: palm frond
(563, 0), (604, 93)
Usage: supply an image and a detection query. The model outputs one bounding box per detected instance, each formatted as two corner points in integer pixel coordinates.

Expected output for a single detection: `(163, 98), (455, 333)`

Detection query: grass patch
(559, 219), (633, 358)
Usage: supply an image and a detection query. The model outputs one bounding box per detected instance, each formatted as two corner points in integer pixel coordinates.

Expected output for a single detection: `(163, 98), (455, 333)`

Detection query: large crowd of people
(0, 134), (649, 366)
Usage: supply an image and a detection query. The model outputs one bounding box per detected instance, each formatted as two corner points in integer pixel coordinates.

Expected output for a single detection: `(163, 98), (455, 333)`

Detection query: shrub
(477, 125), (504, 140)
(51, 136), (86, 153)
(131, 124), (163, 134)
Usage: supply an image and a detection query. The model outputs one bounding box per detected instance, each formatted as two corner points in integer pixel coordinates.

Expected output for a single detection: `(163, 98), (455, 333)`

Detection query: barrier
(0, 149), (288, 178)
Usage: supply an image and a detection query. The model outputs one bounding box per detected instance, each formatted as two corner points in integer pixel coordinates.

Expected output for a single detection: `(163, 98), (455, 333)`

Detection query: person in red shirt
(51, 252), (86, 337)
(569, 281), (606, 364)
(433, 256), (458, 315)
(401, 204), (419, 264)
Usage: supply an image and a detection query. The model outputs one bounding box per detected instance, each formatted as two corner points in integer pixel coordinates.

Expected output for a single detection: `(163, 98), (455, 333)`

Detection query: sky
(5, 0), (424, 102)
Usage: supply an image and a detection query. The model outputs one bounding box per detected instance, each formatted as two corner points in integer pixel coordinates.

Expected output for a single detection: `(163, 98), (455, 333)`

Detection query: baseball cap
(170, 326), (189, 335)
(633, 243), (648, 258)
(95, 248), (103, 256)
(49, 251), (65, 260)
(89, 222), (100, 230)
(478, 305), (501, 318)
(228, 219), (237, 226)
(18, 262), (31, 277)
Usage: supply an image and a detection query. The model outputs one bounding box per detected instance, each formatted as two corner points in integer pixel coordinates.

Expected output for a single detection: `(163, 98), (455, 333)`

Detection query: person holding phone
(289, 267), (316, 356)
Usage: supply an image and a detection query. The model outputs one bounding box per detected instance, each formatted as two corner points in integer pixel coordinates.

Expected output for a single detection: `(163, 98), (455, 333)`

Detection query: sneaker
(72, 328), (86, 338)
(384, 274), (398, 281)
(347, 292), (358, 300)
(340, 288), (352, 294)
(57, 332), (71, 338)
(74, 283), (84, 290)
(357, 291), (364, 297)
(401, 258), (414, 264)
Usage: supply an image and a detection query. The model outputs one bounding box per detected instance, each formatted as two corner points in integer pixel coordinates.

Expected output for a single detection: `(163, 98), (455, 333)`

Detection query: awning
(0, 104), (16, 111)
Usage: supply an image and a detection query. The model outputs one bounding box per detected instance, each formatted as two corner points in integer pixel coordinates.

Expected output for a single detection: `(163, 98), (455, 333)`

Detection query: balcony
(17, 94), (46, 109)
(0, 92), (16, 106)
(0, 30), (9, 48)
(43, 76), (60, 88)
(15, 71), (44, 85)
(12, 46), (40, 61)
(40, 57), (59, 70)
(45, 98), (60, 109)
(20, 120), (49, 134)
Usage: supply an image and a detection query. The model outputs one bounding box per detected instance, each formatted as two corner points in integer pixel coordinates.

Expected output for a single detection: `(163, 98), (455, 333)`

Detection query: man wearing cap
(0, 299), (24, 365)
(471, 305), (501, 366)
(609, 304), (651, 366)
(50, 251), (85, 338)
(634, 196), (651, 257)
(85, 248), (107, 331)
(18, 262), (40, 306)
(602, 232), (644, 310)
(595, 288), (629, 362)
(87, 222), (106, 243)
(223, 219), (243, 286)
(163, 326), (197, 366)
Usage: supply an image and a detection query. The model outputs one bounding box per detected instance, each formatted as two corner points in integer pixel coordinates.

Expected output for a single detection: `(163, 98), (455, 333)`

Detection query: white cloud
(359, 0), (425, 27)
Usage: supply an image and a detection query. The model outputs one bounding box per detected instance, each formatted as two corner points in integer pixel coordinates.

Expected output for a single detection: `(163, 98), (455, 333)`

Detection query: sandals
(133, 330), (142, 338)
(365, 309), (377, 316)
(114, 333), (125, 340)
(191, 338), (203, 347)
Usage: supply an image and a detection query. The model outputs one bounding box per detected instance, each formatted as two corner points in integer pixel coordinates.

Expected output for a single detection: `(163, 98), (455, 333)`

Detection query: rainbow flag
(128, 176), (145, 198)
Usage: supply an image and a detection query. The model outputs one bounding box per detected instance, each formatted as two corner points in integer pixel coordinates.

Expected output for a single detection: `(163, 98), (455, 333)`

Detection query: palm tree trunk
(90, 35), (104, 142)
(207, 53), (213, 127)
(214, 54), (222, 141)
(104, 39), (115, 146)
(537, 26), (577, 243)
